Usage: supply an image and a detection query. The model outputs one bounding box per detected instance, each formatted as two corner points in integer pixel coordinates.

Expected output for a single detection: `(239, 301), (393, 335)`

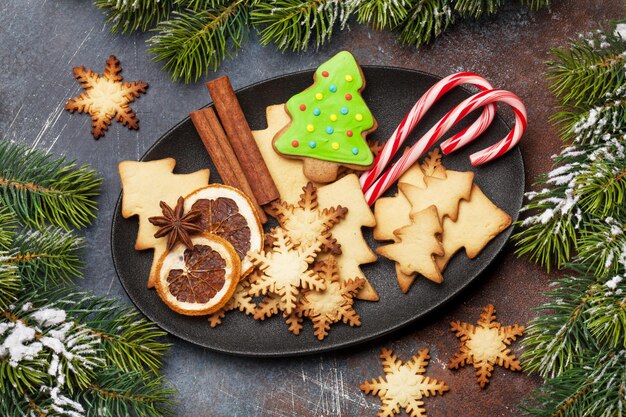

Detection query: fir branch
(356, 0), (410, 30)
(575, 138), (626, 218)
(0, 141), (102, 230)
(519, 0), (551, 10)
(0, 205), (17, 251)
(514, 132), (626, 270)
(578, 219), (626, 277)
(94, 0), (173, 33)
(513, 146), (587, 270)
(2, 227), (84, 290)
(585, 274), (626, 349)
(523, 350), (626, 417)
(397, 0), (454, 47)
(0, 264), (19, 310)
(81, 368), (176, 417)
(0, 301), (104, 395)
(551, 90), (626, 144)
(548, 30), (626, 108)
(454, 0), (503, 18)
(176, 0), (232, 11)
(50, 293), (170, 375)
(148, 0), (251, 83)
(521, 269), (600, 379)
(251, 0), (356, 53)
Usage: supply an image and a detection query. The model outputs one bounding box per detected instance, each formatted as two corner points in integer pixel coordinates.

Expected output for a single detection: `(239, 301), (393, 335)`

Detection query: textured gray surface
(1, 1), (623, 416)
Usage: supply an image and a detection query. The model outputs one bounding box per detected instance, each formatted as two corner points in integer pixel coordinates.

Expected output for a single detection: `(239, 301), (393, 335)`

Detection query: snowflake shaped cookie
(248, 227), (325, 315)
(253, 292), (304, 334)
(267, 182), (347, 255)
(65, 55), (148, 139)
(361, 348), (449, 417)
(449, 304), (525, 388)
(298, 256), (364, 340)
(208, 274), (257, 328)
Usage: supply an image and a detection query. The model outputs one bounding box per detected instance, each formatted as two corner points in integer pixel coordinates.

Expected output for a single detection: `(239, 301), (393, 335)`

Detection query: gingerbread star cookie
(266, 182), (347, 255)
(297, 256), (364, 340)
(449, 304), (525, 388)
(361, 348), (449, 417)
(208, 273), (257, 328)
(248, 228), (325, 315)
(376, 205), (444, 284)
(65, 55), (148, 139)
(118, 158), (210, 288)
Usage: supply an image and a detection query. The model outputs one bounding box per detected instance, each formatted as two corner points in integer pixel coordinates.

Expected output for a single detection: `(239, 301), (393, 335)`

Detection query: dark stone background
(1, 1), (623, 416)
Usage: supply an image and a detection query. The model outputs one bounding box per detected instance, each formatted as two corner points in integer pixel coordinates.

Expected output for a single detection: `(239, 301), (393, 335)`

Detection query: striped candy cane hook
(363, 89), (526, 205)
(360, 72), (497, 193)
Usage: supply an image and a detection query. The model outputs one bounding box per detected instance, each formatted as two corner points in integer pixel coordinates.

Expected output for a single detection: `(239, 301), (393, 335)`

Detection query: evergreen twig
(95, 0), (552, 82)
(0, 141), (102, 230)
(148, 0), (251, 83)
(251, 0), (356, 53)
(356, 0), (410, 30)
(516, 16), (626, 417)
(53, 293), (171, 375)
(94, 0), (173, 33)
(3, 227), (84, 290)
(548, 30), (626, 107)
(0, 143), (174, 416)
(398, 0), (454, 47)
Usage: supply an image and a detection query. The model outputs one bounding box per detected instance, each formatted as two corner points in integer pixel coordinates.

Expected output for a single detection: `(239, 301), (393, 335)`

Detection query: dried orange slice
(184, 185), (263, 277)
(155, 234), (241, 316)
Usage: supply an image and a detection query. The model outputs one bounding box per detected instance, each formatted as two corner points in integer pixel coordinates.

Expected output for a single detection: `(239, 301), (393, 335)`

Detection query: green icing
(274, 51), (375, 166)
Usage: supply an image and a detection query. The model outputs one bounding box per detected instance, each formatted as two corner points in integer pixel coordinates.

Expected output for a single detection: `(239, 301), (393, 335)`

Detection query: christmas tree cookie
(273, 51), (377, 183)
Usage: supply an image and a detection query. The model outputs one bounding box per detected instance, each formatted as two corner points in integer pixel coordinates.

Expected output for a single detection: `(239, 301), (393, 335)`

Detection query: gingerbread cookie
(118, 158), (210, 288)
(361, 347), (449, 417)
(273, 51), (377, 183)
(317, 174), (379, 301)
(436, 185), (512, 271)
(376, 205), (444, 284)
(297, 256), (364, 340)
(65, 55), (148, 139)
(449, 304), (524, 388)
(266, 182), (347, 255)
(399, 170), (474, 222)
(254, 108), (378, 301)
(248, 228), (325, 315)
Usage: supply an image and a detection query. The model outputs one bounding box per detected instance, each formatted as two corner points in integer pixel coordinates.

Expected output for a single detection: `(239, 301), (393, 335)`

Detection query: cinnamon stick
(190, 107), (268, 224)
(206, 76), (280, 206)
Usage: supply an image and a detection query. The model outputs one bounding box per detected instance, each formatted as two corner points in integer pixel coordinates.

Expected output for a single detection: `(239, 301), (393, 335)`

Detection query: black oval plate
(111, 67), (524, 357)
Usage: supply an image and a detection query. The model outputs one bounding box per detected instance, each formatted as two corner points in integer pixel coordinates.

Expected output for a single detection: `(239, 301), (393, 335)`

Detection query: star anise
(148, 197), (203, 251)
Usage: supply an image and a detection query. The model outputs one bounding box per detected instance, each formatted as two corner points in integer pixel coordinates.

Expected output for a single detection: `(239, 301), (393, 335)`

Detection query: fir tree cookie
(273, 51), (377, 183)
(118, 158), (210, 288)
(376, 205), (444, 284)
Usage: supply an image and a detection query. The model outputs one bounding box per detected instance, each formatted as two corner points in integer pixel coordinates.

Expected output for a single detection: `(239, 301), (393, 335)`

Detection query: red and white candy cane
(359, 72), (497, 192)
(363, 89), (527, 205)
